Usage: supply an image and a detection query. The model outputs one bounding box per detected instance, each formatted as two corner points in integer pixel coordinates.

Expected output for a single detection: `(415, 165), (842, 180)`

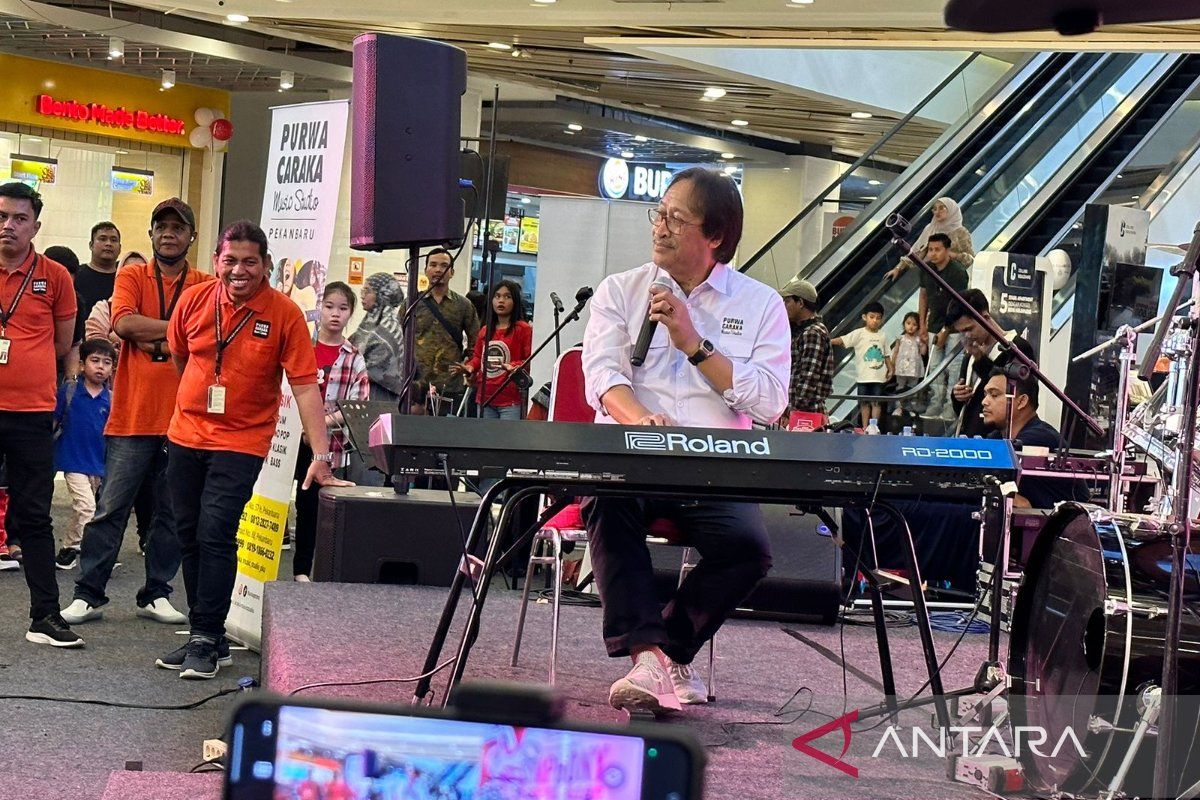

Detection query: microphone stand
(885, 214), (1104, 438)
(552, 300), (563, 358)
(479, 291), (591, 411)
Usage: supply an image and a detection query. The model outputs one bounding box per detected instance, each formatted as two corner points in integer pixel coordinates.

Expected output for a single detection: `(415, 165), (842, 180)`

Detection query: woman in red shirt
(459, 280), (532, 419)
(292, 281), (369, 580)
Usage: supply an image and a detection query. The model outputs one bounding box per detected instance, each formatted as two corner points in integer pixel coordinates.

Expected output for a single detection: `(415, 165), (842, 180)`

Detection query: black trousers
(167, 443), (263, 639)
(0, 411), (58, 618)
(580, 497), (772, 665)
(292, 440), (320, 578)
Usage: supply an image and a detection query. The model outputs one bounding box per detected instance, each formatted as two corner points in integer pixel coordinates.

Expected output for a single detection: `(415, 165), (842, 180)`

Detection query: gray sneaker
(608, 652), (682, 715)
(179, 636), (221, 680)
(156, 637), (232, 670)
(667, 659), (709, 705)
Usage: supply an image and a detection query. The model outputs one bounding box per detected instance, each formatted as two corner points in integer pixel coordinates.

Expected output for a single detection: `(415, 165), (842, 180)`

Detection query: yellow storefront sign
(0, 52), (228, 149)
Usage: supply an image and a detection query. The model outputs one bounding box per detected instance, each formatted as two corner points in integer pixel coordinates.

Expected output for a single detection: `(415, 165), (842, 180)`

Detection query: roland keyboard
(369, 415), (1016, 501)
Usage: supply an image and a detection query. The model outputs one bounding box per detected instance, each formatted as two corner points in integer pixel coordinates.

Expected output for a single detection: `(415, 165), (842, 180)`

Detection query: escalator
(743, 50), (1200, 421)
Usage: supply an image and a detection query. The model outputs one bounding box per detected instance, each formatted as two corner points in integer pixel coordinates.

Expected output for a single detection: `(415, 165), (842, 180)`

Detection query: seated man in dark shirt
(980, 369), (1088, 508)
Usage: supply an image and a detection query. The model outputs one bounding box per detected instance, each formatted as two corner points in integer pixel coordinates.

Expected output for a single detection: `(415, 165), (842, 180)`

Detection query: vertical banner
(988, 253), (1045, 358)
(226, 99), (349, 650)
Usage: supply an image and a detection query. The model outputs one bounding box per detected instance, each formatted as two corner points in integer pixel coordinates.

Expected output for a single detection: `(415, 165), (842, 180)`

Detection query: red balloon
(210, 118), (233, 142)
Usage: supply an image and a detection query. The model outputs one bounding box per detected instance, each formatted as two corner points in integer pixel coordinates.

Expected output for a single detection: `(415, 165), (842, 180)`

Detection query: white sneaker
(61, 598), (102, 624)
(608, 652), (682, 715)
(667, 659), (710, 705)
(294, 574), (311, 583)
(137, 598), (188, 625)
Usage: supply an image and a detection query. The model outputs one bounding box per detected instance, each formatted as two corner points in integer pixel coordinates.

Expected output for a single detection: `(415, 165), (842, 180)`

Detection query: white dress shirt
(582, 261), (791, 429)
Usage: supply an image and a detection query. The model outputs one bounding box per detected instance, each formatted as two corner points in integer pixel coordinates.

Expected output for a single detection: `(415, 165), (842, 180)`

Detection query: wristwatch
(312, 452), (334, 464)
(687, 338), (715, 365)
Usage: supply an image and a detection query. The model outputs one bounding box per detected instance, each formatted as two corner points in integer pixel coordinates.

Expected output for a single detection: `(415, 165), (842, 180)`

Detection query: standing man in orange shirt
(0, 182), (80, 647)
(63, 199), (210, 628)
(161, 220), (350, 679)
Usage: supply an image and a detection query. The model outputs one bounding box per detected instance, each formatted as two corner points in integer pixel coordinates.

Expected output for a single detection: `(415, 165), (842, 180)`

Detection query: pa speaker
(460, 153), (510, 223)
(312, 487), (482, 585)
(351, 33), (467, 251)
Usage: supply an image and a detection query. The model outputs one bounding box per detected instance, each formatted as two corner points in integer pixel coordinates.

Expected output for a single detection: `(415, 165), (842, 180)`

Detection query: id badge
(0, 337), (9, 365)
(207, 384), (227, 414)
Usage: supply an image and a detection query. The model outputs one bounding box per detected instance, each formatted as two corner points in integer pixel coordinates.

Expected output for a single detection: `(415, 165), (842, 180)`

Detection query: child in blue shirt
(54, 339), (116, 569)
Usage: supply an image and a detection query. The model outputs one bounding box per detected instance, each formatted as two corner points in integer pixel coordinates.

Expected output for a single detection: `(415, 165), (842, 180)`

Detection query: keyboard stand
(411, 475), (955, 728)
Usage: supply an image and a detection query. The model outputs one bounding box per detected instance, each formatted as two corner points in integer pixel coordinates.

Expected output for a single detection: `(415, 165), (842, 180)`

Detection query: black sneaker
(156, 637), (232, 670)
(26, 613), (84, 648)
(179, 636), (220, 679)
(55, 547), (79, 570)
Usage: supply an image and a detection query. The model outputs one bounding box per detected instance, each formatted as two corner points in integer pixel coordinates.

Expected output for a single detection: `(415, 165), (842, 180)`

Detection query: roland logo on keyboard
(624, 430), (770, 456)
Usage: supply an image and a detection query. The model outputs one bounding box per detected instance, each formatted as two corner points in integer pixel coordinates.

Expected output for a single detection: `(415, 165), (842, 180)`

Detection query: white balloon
(1046, 249), (1072, 291)
(189, 126), (213, 149)
(194, 107), (217, 127)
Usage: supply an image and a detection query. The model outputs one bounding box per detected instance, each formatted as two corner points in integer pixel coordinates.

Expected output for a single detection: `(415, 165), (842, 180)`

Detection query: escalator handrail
(738, 52), (988, 275)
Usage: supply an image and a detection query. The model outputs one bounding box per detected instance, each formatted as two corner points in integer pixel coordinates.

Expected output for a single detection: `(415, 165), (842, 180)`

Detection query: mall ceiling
(6, 0), (1200, 166)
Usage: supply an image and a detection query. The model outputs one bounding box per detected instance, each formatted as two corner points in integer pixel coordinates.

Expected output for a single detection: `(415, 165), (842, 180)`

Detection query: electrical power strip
(203, 739), (227, 763)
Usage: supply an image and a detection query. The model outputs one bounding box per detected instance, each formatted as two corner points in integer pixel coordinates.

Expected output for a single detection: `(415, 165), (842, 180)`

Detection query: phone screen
(225, 701), (697, 799)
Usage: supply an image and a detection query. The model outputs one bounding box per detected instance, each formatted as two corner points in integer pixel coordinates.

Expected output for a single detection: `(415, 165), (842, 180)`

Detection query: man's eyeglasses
(648, 207), (701, 235)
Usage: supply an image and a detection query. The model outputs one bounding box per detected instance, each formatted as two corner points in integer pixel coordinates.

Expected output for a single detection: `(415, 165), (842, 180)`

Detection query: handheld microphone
(550, 292), (565, 314)
(630, 278), (673, 367)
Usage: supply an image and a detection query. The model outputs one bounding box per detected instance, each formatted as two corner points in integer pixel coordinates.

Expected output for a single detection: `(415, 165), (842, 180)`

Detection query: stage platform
(262, 580), (999, 800)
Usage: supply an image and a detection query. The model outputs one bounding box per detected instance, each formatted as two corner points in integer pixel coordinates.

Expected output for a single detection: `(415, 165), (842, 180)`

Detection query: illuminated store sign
(598, 158), (676, 202)
(35, 94), (187, 137)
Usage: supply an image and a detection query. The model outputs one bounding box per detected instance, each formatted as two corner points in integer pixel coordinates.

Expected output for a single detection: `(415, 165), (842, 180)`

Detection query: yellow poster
(234, 494), (288, 583)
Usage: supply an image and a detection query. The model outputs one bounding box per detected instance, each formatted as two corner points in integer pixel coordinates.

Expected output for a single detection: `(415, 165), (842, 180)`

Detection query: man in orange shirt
(0, 182), (80, 647)
(63, 198), (210, 628)
(161, 220), (350, 679)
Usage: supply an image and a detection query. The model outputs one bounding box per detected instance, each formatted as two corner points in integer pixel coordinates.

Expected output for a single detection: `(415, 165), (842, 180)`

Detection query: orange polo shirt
(107, 259), (212, 436)
(0, 249), (75, 413)
(167, 279), (318, 457)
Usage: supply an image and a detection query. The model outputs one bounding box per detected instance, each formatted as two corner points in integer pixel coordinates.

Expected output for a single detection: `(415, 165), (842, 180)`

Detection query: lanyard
(155, 262), (188, 321)
(213, 291), (255, 381)
(0, 255), (38, 335)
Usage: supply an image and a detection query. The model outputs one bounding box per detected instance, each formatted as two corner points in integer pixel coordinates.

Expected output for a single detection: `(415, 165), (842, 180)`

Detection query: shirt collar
(662, 262), (731, 297)
(218, 280), (271, 313)
(147, 258), (192, 279)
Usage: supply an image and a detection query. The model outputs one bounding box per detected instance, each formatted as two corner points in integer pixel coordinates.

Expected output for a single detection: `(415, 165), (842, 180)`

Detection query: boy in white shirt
(832, 301), (892, 428)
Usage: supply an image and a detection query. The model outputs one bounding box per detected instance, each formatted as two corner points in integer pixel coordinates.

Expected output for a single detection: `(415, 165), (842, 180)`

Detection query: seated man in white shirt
(581, 167), (791, 714)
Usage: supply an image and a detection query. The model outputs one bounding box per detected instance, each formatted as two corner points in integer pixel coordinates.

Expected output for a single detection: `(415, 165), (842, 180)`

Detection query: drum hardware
(1098, 685), (1162, 800)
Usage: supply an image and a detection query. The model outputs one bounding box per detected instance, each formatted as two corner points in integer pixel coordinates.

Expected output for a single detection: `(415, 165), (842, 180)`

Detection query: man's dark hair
(90, 222), (120, 243)
(927, 232), (952, 249)
(80, 337), (117, 363)
(670, 167), (743, 264)
(322, 281), (357, 314)
(426, 247), (454, 265)
(863, 301), (885, 316)
(945, 288), (990, 328)
(0, 182), (43, 219)
(215, 220), (270, 259)
(44, 245), (80, 275)
(989, 366), (1039, 410)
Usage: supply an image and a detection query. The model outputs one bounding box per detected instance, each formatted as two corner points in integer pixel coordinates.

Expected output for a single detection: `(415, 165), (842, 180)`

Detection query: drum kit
(882, 212), (1200, 797)
(999, 268), (1200, 797)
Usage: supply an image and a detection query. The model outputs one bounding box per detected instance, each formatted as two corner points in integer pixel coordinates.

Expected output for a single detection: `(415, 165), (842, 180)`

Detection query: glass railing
(739, 51), (1032, 292)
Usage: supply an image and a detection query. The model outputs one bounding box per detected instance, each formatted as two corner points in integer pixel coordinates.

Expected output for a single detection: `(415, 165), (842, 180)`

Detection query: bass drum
(1008, 502), (1200, 796)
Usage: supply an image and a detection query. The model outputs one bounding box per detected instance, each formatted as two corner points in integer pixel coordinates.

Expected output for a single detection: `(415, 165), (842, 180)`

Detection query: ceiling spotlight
(851, 111), (873, 119)
(225, 13), (249, 22)
(108, 37), (124, 59)
(868, 179), (881, 185)
(532, 0), (557, 4)
(279, 70), (294, 91)
(731, 119), (749, 126)
(634, 135), (648, 142)
(621, 150), (635, 159)
(563, 129), (576, 135)
(788, 0), (815, 4)
(721, 152), (735, 159)
(723, 165), (738, 174)
(115, 149), (129, 154)
(567, 123), (583, 131)
(486, 42), (513, 51)
(161, 68), (175, 89)
(520, 197), (532, 204)
(703, 87), (727, 99)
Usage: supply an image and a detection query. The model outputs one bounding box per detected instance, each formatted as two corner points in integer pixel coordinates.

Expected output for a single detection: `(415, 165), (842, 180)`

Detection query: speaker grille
(350, 33), (378, 249)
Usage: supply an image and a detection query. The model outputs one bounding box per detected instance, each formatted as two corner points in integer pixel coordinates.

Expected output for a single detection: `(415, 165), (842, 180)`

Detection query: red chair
(510, 348), (716, 699)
